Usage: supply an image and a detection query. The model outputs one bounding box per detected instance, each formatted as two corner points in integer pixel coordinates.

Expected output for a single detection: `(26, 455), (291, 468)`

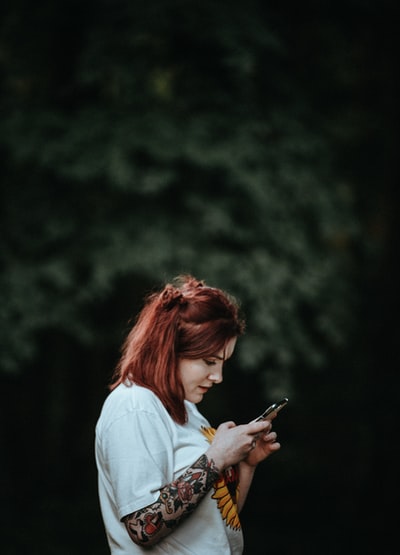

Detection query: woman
(95, 275), (281, 554)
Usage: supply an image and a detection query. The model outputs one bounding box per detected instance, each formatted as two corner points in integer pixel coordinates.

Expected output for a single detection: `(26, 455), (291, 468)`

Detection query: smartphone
(255, 398), (288, 422)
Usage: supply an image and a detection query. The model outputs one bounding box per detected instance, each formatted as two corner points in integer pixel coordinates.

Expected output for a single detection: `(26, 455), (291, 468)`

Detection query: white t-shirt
(95, 383), (244, 554)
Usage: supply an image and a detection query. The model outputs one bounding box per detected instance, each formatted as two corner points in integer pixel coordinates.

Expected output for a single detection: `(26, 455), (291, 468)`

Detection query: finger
(262, 431), (278, 442)
(268, 441), (281, 451)
(218, 421), (236, 431)
(248, 421), (272, 443)
(247, 420), (272, 435)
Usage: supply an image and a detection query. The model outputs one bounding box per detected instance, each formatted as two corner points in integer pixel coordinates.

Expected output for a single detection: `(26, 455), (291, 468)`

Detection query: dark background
(1, 1), (398, 554)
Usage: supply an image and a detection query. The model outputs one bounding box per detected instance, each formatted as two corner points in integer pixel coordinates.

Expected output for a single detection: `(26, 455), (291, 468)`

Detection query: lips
(199, 386), (210, 393)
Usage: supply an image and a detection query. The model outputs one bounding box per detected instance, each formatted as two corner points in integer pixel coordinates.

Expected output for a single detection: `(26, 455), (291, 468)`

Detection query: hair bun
(160, 285), (187, 310)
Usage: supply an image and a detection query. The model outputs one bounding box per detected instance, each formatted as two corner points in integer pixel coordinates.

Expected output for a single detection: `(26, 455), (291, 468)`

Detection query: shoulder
(105, 382), (166, 413)
(96, 383), (169, 433)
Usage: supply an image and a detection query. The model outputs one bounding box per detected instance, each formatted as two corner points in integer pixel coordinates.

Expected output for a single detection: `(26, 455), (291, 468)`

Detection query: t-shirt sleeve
(100, 408), (174, 520)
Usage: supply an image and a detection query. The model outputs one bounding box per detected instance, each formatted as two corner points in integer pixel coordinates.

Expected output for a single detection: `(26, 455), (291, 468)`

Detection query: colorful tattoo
(124, 454), (221, 546)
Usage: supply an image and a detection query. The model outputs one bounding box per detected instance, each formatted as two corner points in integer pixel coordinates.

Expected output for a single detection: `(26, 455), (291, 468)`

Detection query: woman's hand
(243, 423), (281, 467)
(206, 419), (272, 470)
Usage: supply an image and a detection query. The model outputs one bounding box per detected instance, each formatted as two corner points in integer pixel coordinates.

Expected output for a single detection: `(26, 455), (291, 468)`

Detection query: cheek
(179, 361), (196, 384)
(179, 360), (209, 387)
(183, 363), (206, 384)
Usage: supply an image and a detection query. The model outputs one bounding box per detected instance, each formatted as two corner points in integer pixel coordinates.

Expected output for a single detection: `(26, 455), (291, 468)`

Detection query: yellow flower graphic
(201, 426), (241, 531)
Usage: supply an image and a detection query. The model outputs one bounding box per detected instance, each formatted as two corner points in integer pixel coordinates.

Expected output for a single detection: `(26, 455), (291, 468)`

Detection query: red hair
(110, 275), (245, 424)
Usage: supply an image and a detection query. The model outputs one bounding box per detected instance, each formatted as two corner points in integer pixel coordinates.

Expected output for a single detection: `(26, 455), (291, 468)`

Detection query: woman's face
(178, 337), (237, 404)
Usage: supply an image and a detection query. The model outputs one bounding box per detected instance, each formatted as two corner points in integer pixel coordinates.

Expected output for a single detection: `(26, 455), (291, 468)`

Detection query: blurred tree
(0, 1), (397, 554)
(1, 0), (358, 385)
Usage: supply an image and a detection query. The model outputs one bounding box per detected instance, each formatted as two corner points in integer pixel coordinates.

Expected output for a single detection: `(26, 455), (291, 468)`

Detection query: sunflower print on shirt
(201, 426), (241, 531)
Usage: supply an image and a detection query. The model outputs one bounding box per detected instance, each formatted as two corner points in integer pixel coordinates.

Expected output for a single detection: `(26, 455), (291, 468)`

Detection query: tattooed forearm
(123, 454), (221, 547)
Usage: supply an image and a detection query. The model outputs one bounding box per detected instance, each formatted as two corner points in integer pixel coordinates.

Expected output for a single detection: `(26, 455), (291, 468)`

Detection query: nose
(208, 370), (223, 384)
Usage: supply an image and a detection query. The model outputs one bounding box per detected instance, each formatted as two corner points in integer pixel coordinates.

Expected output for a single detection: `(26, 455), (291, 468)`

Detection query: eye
(204, 359), (217, 366)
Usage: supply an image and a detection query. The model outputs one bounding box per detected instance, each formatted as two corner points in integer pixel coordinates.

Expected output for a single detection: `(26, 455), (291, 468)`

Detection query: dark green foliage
(1, 1), (361, 381)
(0, 1), (398, 554)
